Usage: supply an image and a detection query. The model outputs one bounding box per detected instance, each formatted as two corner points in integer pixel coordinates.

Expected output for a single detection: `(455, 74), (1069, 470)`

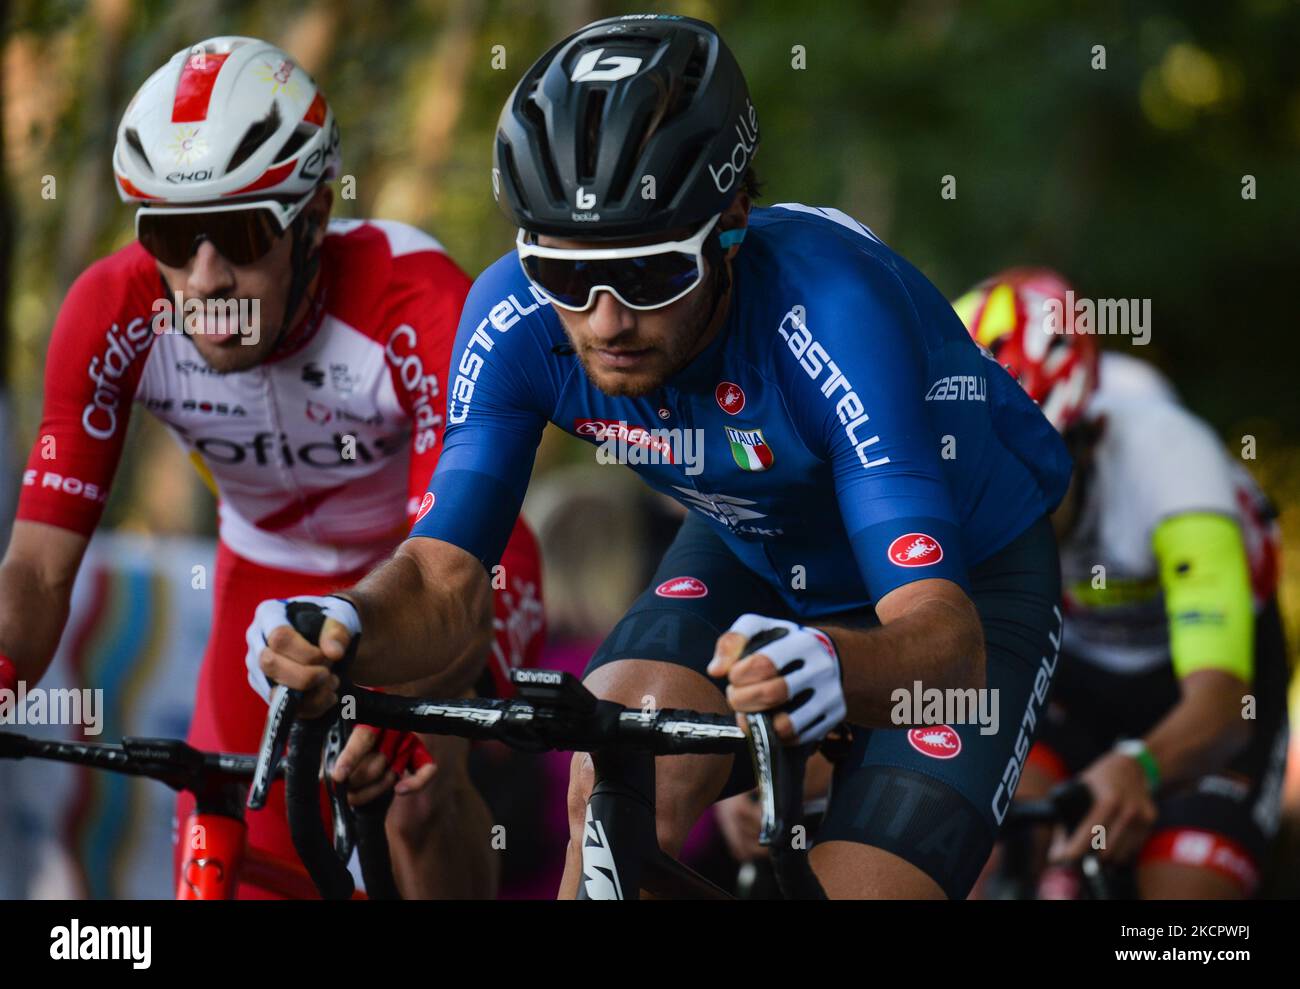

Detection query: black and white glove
(717, 613), (845, 744)
(244, 594), (361, 703)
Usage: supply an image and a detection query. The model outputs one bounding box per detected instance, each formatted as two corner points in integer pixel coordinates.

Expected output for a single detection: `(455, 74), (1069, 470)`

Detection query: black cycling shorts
(586, 511), (1064, 899)
(1033, 597), (1291, 877)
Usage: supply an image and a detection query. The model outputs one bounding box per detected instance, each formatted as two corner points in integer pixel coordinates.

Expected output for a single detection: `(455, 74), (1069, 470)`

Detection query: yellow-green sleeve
(1152, 512), (1254, 682)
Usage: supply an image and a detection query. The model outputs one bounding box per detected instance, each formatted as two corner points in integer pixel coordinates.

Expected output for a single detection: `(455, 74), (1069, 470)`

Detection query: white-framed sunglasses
(515, 212), (744, 312)
(135, 189), (315, 267)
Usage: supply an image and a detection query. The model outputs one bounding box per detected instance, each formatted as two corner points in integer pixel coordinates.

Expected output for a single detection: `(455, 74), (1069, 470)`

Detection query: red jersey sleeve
(487, 516), (547, 697)
(383, 246), (472, 521)
(16, 245), (159, 536)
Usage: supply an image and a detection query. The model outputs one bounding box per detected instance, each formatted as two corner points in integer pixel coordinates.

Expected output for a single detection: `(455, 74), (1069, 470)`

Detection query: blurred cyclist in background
(955, 268), (1290, 898)
(0, 36), (544, 898)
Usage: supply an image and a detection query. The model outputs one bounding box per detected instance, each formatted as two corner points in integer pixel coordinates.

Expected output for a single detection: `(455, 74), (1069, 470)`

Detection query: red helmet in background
(952, 267), (1100, 433)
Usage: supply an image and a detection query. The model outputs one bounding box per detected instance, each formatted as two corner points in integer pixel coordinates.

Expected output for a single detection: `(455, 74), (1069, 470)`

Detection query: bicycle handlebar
(250, 604), (400, 901)
(0, 731), (270, 791)
(1001, 779), (1093, 831)
(258, 637), (827, 899)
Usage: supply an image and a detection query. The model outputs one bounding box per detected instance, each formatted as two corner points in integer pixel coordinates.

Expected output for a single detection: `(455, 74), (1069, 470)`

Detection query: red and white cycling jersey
(19, 218), (477, 574)
(19, 217), (544, 897)
(17, 216), (546, 695)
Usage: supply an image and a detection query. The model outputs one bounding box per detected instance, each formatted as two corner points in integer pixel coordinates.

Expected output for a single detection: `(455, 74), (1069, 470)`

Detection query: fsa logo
(570, 48), (642, 84)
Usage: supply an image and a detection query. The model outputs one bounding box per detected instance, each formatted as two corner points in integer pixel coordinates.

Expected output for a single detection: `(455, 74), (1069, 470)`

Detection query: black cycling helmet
(494, 13), (758, 239)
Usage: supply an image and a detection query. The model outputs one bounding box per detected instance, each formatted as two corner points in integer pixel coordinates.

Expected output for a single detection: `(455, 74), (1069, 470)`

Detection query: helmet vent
(226, 100), (282, 173)
(272, 123), (312, 165)
(579, 89), (607, 182)
(522, 96), (564, 202)
(679, 37), (709, 99)
(500, 144), (530, 213)
(124, 128), (154, 175)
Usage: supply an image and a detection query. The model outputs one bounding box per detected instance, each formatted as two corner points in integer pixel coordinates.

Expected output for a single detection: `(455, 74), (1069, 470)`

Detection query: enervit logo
(414, 491), (435, 522)
(570, 48), (642, 83)
(907, 725), (961, 759)
(655, 576), (708, 599)
(887, 533), (944, 567)
(574, 419), (675, 461)
(708, 99), (759, 194)
(715, 381), (746, 415)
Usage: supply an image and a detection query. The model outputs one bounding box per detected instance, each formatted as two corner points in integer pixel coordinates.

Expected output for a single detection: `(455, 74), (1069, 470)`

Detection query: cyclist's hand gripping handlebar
(740, 627), (828, 900)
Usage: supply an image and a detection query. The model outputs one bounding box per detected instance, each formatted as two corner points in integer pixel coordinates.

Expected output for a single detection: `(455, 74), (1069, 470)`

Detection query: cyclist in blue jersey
(249, 14), (1074, 899)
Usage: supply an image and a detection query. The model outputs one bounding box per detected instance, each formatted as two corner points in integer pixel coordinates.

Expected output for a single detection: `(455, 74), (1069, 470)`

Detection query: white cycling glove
(245, 594), (362, 704)
(723, 613), (846, 744)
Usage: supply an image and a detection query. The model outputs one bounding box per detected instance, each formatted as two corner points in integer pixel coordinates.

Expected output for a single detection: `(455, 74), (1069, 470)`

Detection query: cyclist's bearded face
(543, 243), (719, 397)
(154, 234), (293, 373)
(151, 191), (329, 374)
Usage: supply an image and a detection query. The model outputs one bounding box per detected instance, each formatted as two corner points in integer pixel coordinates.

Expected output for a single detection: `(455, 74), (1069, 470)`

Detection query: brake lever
(249, 682), (300, 810)
(323, 717), (356, 862)
(248, 602), (354, 810)
(738, 627), (827, 899)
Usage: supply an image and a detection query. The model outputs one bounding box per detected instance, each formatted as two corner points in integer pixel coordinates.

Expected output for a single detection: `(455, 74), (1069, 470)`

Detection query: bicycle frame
(579, 746), (732, 900)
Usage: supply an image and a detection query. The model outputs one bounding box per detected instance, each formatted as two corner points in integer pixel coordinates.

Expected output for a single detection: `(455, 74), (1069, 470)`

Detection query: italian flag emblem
(725, 426), (774, 471)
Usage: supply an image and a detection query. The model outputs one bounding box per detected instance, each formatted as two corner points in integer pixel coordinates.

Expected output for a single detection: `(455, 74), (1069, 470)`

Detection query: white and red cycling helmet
(953, 267), (1100, 433)
(113, 35), (339, 206)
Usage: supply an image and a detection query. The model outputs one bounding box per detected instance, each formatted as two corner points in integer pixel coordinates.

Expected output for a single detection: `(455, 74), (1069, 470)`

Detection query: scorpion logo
(907, 725), (962, 759)
(888, 532), (944, 567)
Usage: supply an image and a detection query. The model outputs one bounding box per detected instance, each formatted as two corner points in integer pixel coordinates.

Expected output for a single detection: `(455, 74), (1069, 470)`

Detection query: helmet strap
(702, 227), (733, 323)
(271, 208), (324, 354)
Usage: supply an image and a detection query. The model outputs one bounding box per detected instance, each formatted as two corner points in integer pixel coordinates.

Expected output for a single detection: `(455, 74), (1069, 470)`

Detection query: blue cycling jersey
(411, 203), (1071, 617)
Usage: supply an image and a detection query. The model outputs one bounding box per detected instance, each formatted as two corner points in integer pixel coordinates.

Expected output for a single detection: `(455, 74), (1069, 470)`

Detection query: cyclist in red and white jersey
(0, 36), (545, 899)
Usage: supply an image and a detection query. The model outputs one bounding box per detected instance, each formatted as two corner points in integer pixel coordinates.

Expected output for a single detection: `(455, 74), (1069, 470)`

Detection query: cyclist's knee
(387, 735), (474, 843)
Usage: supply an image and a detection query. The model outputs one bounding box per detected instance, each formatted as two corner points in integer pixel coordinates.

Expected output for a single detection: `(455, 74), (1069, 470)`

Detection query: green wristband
(1115, 739), (1160, 793)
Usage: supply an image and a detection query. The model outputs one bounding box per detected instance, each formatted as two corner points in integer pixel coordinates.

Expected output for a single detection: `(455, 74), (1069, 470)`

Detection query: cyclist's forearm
(339, 540), (493, 693)
(0, 562), (76, 683)
(1141, 668), (1250, 788)
(821, 591), (984, 728)
(0, 521), (88, 682)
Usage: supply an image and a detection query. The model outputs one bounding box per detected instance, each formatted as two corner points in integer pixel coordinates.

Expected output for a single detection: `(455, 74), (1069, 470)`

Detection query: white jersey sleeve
(1089, 395), (1238, 578)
